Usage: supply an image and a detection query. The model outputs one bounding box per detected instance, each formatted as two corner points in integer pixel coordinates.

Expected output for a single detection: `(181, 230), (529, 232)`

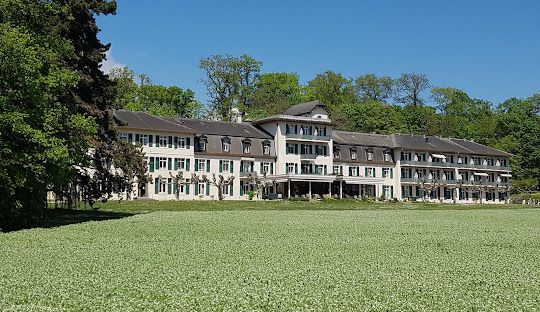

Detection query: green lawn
(2, 202), (540, 310)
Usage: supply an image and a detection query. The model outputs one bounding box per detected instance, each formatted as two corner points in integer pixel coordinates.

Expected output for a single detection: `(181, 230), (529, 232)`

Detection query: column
(339, 181), (343, 199)
(328, 182), (332, 197)
(287, 179), (291, 198)
(308, 181), (312, 199)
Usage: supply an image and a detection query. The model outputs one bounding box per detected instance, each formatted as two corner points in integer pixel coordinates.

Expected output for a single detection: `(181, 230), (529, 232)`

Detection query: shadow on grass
(33, 208), (138, 230)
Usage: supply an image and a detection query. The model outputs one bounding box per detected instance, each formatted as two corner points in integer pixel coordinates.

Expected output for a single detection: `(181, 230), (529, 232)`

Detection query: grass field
(2, 201), (540, 310)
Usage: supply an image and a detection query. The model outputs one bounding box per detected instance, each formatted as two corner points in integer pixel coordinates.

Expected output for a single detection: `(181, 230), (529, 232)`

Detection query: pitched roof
(282, 100), (328, 116)
(448, 138), (512, 157)
(112, 110), (195, 133)
(163, 118), (272, 139)
(332, 131), (395, 148)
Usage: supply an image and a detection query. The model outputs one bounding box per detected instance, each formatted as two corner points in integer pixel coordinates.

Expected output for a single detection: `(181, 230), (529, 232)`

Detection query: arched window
(366, 148), (374, 161)
(242, 139), (251, 154)
(221, 137), (231, 152)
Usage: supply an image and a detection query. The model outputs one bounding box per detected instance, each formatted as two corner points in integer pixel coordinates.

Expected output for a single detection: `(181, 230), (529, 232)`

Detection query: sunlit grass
(2, 203), (540, 310)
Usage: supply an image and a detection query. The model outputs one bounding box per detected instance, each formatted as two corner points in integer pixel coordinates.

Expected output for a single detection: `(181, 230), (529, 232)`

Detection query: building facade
(113, 100), (513, 203)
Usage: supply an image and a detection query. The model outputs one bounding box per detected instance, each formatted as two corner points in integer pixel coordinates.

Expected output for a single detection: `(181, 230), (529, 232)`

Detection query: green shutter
(135, 134), (140, 144)
(128, 133), (133, 142)
(250, 161), (254, 172)
(285, 164), (288, 173)
(240, 181), (244, 196)
(154, 178), (159, 194)
(185, 183), (190, 194)
(219, 160), (223, 173)
(206, 182), (210, 196)
(186, 137), (191, 149)
(194, 183), (199, 195)
(260, 162), (263, 173)
(149, 135), (154, 147)
(391, 186), (394, 198)
(174, 137), (178, 149)
(168, 136), (172, 148)
(294, 164), (298, 174)
(230, 161), (234, 173)
(155, 135), (160, 147)
(365, 168), (368, 177)
(168, 158), (172, 170)
(186, 159), (190, 171)
(240, 162), (243, 172)
(206, 160), (210, 172)
(155, 157), (160, 170)
(390, 168), (393, 179)
(167, 178), (172, 194)
(230, 183), (233, 196)
(149, 157), (155, 172)
(324, 165), (327, 175)
(270, 163), (274, 174)
(174, 158), (178, 170)
(195, 159), (199, 171)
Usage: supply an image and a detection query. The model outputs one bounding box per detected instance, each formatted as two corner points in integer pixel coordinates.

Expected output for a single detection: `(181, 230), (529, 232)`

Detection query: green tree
(199, 54), (261, 121)
(394, 73), (431, 106)
(248, 72), (307, 119)
(354, 74), (394, 103)
(343, 100), (404, 134)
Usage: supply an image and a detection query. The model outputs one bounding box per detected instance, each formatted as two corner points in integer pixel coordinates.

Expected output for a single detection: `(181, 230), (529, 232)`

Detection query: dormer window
(334, 147), (341, 159)
(383, 150), (392, 162)
(350, 147), (358, 160)
(242, 139), (251, 154)
(221, 137), (231, 153)
(262, 140), (271, 155)
(366, 148), (374, 161)
(197, 135), (207, 152)
(118, 133), (128, 141)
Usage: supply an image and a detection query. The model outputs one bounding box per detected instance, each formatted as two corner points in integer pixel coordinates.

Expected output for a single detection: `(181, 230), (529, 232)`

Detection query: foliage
(394, 73), (431, 106)
(354, 74), (394, 102)
(2, 204), (540, 310)
(109, 66), (203, 118)
(247, 190), (256, 200)
(0, 0), (118, 230)
(199, 54), (261, 121)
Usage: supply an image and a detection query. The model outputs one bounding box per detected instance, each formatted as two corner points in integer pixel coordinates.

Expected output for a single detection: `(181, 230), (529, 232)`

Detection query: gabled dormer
(282, 100), (330, 119)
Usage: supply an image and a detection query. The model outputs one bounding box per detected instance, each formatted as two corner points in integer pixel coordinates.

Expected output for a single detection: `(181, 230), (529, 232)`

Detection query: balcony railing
(401, 178), (510, 187)
(400, 160), (510, 170)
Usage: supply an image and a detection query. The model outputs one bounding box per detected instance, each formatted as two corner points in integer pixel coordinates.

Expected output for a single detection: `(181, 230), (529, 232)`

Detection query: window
(221, 184), (229, 195)
(301, 163), (312, 174)
(159, 136), (168, 147)
(287, 143), (296, 154)
(382, 168), (393, 178)
(197, 136), (207, 151)
(178, 183), (185, 194)
(401, 152), (411, 161)
(263, 144), (270, 155)
(349, 166), (359, 177)
(365, 167), (375, 177)
(178, 158), (186, 171)
(302, 144), (310, 155)
(415, 153), (426, 162)
(334, 148), (340, 159)
(241, 161), (252, 173)
(198, 182), (206, 195)
(222, 141), (230, 152)
(444, 188), (452, 200)
(333, 165), (342, 175)
(222, 160), (230, 173)
(401, 168), (412, 179)
(138, 134), (149, 145)
(118, 133), (128, 141)
(242, 142), (251, 154)
(366, 149), (373, 161)
(159, 180), (167, 193)
(262, 162), (270, 174)
(350, 148), (357, 160)
(197, 159), (206, 172)
(383, 186), (393, 199)
(174, 137), (184, 149)
(285, 124), (291, 134)
(383, 150), (392, 162)
(287, 163), (295, 174)
(159, 157), (167, 169)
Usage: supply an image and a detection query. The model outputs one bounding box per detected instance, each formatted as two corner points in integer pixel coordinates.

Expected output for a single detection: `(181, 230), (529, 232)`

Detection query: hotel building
(113, 101), (512, 203)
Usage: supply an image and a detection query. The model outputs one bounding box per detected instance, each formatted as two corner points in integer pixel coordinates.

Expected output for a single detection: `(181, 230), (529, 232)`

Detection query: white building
(113, 100), (513, 203)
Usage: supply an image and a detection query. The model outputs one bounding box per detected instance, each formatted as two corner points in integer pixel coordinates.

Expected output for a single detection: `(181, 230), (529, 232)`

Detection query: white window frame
(178, 137), (186, 149)
(262, 162), (270, 174)
(139, 134), (148, 146)
(350, 150), (357, 160)
(222, 141), (230, 152)
(333, 165), (342, 175)
(366, 150), (373, 161)
(197, 159), (206, 172)
(287, 163), (295, 174)
(159, 180), (167, 193)
(222, 160), (230, 173)
(198, 141), (207, 151)
(222, 184), (229, 195)
(350, 166), (358, 177)
(263, 144), (270, 155)
(118, 133), (128, 141)
(159, 136), (168, 147)
(198, 182), (206, 195)
(287, 144), (295, 154)
(383, 151), (392, 162)
(178, 158), (186, 171)
(159, 157), (167, 169)
(382, 168), (391, 178)
(243, 143), (251, 154)
(241, 161), (251, 173)
(366, 167), (375, 177)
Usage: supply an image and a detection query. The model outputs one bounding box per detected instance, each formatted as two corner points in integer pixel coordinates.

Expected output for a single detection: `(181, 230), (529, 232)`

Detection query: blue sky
(97, 0), (540, 106)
